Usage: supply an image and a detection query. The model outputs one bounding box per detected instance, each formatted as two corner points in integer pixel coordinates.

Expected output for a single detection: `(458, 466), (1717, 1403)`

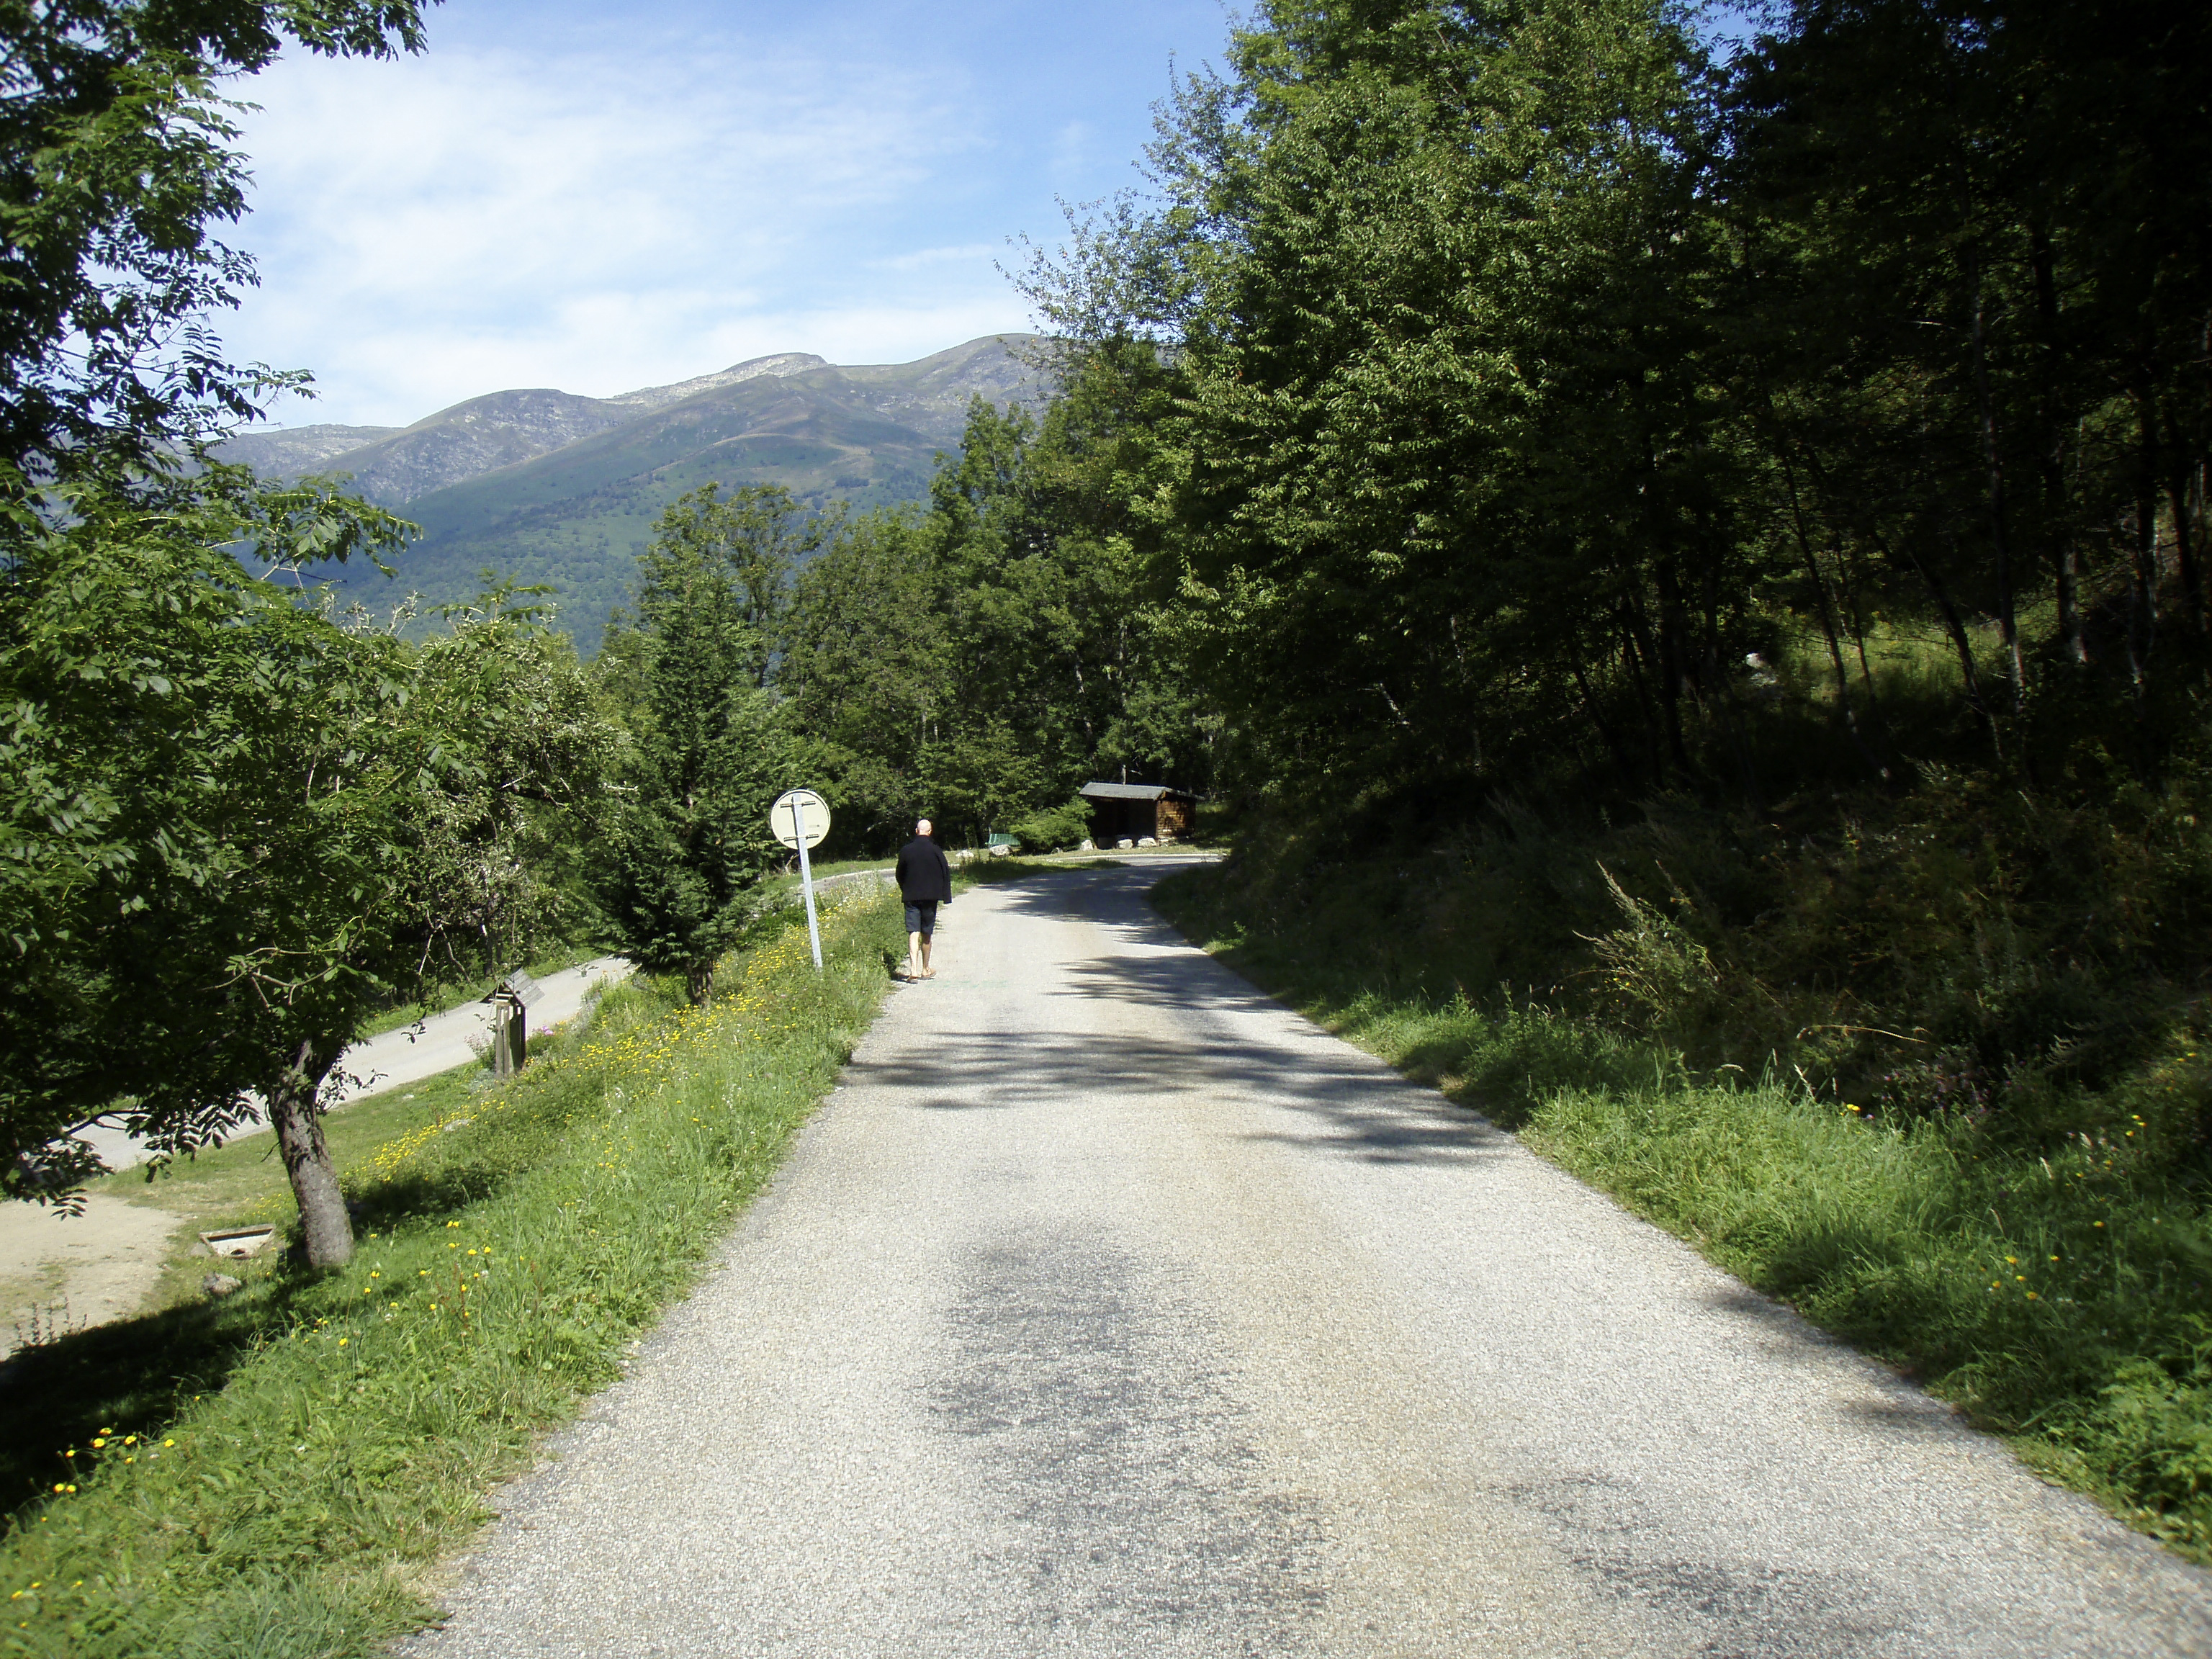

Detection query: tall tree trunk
(1694, 525), (1761, 807)
(1884, 533), (2005, 763)
(1652, 560), (1694, 777)
(2130, 392), (2162, 689)
(1570, 656), (1634, 781)
(1792, 439), (1897, 743)
(2029, 222), (2087, 666)
(2160, 399), (2207, 635)
(1617, 603), (1666, 783)
(267, 1038), (353, 1269)
(1825, 506), (1889, 719)
(1773, 425), (1886, 780)
(2053, 534), (2086, 665)
(1967, 251), (2027, 712)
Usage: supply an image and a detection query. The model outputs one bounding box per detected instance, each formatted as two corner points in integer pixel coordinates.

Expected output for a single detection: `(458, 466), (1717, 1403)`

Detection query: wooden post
(490, 992), (525, 1076)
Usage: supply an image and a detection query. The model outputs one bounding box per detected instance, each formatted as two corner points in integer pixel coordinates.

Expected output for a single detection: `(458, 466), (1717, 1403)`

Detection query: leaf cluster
(0, 0), (434, 480)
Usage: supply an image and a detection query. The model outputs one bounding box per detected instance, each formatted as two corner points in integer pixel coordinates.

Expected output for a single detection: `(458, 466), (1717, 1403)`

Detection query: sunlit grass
(0, 889), (906, 1659)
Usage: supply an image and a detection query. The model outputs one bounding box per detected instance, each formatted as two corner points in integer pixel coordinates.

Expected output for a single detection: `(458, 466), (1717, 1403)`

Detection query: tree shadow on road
(871, 868), (1511, 1170)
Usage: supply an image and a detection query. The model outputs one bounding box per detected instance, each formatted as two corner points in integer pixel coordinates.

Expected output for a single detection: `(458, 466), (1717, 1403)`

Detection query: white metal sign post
(769, 788), (832, 971)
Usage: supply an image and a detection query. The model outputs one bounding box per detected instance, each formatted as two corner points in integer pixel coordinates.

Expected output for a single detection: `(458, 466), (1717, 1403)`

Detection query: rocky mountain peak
(608, 352), (831, 412)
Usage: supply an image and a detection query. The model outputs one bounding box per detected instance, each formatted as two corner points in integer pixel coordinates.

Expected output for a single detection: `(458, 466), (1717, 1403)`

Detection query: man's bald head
(916, 818), (932, 837)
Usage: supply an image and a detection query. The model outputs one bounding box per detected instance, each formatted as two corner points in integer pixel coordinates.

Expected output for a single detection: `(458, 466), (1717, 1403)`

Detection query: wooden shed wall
(1084, 796), (1195, 843)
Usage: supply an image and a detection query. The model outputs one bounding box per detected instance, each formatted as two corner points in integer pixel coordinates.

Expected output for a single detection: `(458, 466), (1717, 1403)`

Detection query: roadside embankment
(1153, 835), (2212, 1568)
(0, 888), (906, 1659)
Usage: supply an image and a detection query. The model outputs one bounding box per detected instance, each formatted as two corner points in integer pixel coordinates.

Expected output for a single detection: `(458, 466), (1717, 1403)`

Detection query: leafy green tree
(921, 717), (1046, 845)
(403, 585), (623, 986)
(0, 2), (626, 1276)
(1, 485), (616, 1266)
(778, 506), (950, 845)
(765, 359), (1212, 845)
(1723, 0), (2212, 773)
(776, 384), (1213, 851)
(1028, 0), (1729, 803)
(3, 476), (382, 1256)
(595, 486), (797, 1002)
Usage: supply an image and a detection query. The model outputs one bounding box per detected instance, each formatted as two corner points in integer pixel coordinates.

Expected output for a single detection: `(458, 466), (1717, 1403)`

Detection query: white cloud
(222, 32), (1035, 426)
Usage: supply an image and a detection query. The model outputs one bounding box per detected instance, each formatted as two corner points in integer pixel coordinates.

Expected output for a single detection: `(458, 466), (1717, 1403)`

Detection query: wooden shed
(1079, 781), (1197, 845)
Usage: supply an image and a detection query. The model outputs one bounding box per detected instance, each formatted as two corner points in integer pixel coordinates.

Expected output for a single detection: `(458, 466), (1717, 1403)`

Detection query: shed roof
(1079, 781), (1195, 801)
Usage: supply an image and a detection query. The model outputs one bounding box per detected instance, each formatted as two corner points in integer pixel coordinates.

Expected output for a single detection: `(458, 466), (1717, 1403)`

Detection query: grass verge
(0, 887), (906, 1658)
(1154, 860), (2212, 1566)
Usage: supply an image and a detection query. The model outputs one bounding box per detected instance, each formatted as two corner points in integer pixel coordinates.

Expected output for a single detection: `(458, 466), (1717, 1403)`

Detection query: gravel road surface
(412, 860), (2212, 1658)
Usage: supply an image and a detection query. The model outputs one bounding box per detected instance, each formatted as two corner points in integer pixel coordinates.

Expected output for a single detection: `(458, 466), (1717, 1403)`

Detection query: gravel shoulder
(408, 860), (2212, 1658)
(0, 1195), (186, 1355)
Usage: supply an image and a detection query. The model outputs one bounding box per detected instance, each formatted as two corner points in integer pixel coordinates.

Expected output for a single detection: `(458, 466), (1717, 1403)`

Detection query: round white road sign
(770, 788), (831, 850)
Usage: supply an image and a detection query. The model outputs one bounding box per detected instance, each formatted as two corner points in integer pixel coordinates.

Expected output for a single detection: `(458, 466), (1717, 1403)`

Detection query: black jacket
(895, 835), (953, 903)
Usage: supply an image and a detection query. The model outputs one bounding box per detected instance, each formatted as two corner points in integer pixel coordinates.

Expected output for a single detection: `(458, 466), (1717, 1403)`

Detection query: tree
(1026, 0), (1728, 804)
(775, 384), (1214, 852)
(1, 479), (616, 1264)
(0, 1), (434, 480)
(1723, 0), (2212, 772)
(595, 485), (798, 1003)
(405, 585), (622, 986)
(2, 473), (386, 1254)
(0, 3), (617, 1274)
(778, 507), (950, 844)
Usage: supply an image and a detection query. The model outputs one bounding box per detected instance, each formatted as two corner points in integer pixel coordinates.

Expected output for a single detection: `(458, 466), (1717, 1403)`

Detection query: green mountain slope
(324, 336), (1043, 650)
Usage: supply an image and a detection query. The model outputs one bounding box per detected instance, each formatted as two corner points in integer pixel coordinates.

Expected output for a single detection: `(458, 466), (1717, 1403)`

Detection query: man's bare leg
(920, 932), (935, 979)
(907, 931), (924, 979)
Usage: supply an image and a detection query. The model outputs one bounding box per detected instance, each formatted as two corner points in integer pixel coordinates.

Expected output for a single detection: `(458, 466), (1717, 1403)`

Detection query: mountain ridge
(238, 335), (1048, 652)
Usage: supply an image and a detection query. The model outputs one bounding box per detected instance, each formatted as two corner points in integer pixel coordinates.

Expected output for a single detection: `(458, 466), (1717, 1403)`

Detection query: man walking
(895, 818), (953, 980)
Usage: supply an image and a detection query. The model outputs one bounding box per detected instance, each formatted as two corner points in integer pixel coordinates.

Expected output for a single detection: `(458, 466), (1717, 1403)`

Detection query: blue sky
(224, 1), (1241, 428)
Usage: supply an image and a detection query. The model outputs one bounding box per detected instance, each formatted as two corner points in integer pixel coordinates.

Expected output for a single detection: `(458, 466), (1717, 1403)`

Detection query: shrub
(1010, 794), (1093, 853)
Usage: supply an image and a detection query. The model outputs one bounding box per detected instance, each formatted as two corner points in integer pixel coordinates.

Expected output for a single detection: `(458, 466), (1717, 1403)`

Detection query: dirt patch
(0, 1196), (187, 1356)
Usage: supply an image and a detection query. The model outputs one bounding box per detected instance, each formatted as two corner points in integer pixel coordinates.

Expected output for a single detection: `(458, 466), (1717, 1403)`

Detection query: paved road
(412, 861), (2212, 1658)
(71, 957), (631, 1172)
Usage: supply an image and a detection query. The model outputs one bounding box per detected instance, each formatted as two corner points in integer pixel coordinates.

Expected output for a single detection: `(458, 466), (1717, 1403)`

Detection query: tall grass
(0, 889), (907, 1659)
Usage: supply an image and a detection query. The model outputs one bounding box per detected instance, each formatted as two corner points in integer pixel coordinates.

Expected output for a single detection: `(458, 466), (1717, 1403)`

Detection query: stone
(202, 1272), (243, 1298)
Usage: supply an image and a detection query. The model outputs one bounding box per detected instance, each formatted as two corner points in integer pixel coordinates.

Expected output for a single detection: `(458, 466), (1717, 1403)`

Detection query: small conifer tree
(597, 485), (805, 1002)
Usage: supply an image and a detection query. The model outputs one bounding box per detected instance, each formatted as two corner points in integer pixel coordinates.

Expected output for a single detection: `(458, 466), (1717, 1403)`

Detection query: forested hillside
(219, 338), (1045, 649)
(587, 367), (1205, 861)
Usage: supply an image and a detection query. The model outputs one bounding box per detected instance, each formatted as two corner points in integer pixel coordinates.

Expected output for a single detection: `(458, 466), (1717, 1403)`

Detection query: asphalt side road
(409, 860), (2212, 1658)
(69, 956), (632, 1173)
